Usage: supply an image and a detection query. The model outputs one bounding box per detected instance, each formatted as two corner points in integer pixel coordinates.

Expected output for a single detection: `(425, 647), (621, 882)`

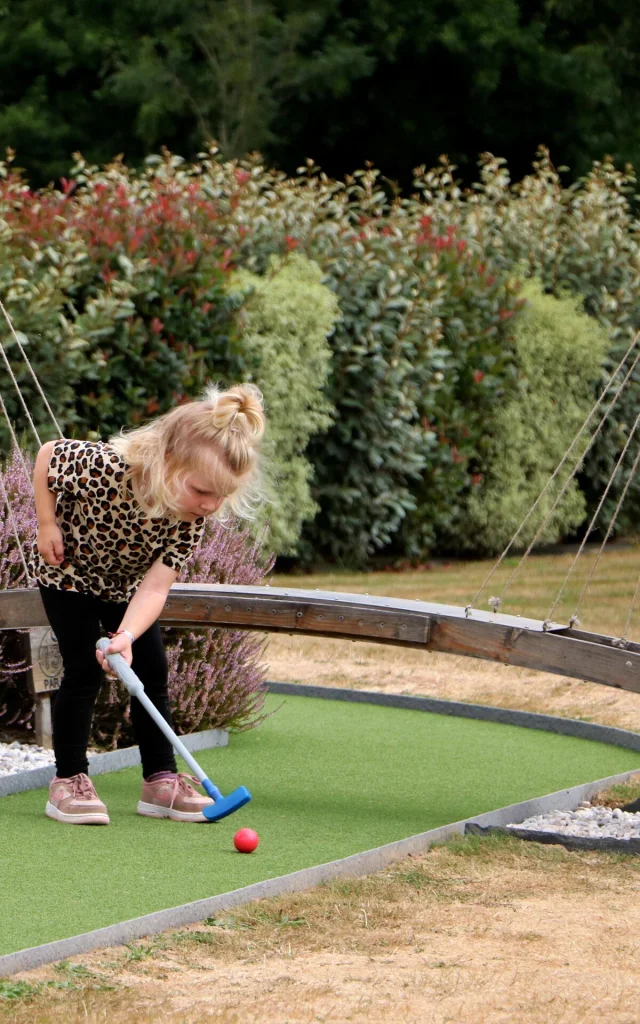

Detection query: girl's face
(178, 471), (227, 521)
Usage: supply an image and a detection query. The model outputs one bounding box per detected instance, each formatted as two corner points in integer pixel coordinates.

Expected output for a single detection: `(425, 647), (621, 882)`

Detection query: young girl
(30, 382), (266, 825)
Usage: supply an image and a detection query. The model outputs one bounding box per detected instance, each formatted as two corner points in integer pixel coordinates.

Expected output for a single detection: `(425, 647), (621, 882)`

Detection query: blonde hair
(108, 382), (267, 521)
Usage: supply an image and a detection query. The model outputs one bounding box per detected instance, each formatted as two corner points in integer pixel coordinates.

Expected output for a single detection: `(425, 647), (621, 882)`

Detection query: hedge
(230, 253), (339, 556)
(459, 279), (610, 555)
(2, 145), (638, 565)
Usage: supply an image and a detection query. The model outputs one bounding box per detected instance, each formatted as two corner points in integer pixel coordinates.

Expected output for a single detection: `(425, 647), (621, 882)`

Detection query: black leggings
(38, 583), (177, 779)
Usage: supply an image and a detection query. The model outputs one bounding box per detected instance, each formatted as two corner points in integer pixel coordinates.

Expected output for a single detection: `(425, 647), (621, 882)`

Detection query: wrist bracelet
(109, 629), (135, 644)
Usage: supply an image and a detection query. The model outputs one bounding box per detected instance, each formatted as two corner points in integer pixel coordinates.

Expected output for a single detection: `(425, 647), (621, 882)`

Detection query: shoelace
(165, 773), (202, 811)
(67, 773), (97, 800)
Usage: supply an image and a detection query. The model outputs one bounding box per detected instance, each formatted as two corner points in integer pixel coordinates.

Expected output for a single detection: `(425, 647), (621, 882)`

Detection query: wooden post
(26, 626), (62, 749)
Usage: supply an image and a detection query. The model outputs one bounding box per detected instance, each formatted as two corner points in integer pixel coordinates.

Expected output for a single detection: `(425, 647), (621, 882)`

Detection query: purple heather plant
(92, 515), (276, 748)
(0, 444), (276, 745)
(0, 445), (36, 730)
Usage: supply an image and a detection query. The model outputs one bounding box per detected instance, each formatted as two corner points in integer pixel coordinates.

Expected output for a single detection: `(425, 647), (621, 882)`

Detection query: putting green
(1, 693), (639, 957)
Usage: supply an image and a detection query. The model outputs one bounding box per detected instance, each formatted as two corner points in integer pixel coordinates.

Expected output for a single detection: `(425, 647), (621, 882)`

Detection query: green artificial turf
(1, 693), (639, 957)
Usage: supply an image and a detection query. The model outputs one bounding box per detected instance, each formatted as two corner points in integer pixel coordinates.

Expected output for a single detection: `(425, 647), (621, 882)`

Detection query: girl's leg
(96, 603), (177, 778)
(96, 603), (213, 822)
(129, 622), (178, 777)
(37, 583), (104, 778)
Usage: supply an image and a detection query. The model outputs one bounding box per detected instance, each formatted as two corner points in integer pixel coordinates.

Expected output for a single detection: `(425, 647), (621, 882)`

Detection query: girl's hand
(96, 633), (133, 677)
(37, 523), (64, 565)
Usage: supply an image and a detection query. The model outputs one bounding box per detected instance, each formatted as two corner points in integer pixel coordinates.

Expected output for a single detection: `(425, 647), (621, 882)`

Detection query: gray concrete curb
(0, 729), (228, 798)
(267, 682), (640, 750)
(2, 683), (639, 978)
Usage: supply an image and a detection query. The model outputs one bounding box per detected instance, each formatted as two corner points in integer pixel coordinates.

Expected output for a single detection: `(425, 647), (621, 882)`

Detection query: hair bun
(203, 382), (265, 446)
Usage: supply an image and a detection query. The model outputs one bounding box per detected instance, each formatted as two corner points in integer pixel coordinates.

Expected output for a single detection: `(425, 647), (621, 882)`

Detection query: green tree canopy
(98, 0), (373, 159)
(0, 1), (639, 188)
(277, 0), (640, 186)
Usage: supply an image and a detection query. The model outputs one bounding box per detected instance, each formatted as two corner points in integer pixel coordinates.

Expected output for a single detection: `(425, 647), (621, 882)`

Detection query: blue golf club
(96, 638), (251, 821)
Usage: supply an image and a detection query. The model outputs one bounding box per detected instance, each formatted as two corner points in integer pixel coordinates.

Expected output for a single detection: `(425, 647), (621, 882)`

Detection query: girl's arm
(34, 440), (64, 565)
(96, 559), (179, 669)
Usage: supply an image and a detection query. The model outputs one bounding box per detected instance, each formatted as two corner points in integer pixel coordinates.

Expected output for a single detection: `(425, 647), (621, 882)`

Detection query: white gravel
(0, 740), (56, 775)
(508, 801), (640, 841)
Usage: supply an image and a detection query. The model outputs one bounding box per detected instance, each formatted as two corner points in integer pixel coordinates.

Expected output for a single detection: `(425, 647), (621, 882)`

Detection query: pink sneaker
(46, 773), (110, 825)
(137, 773), (214, 822)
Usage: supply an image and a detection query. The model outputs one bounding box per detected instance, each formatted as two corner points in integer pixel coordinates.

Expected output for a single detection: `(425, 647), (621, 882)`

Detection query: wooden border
(1, 584), (639, 693)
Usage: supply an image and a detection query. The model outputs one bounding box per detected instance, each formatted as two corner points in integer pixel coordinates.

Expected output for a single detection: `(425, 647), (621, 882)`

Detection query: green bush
(457, 280), (609, 554)
(504, 153), (640, 534)
(395, 225), (523, 560)
(306, 215), (523, 567)
(230, 253), (340, 555)
(300, 201), (445, 567)
(0, 148), (523, 567)
(6, 145), (635, 567)
(187, 155), (523, 566)
(0, 157), (344, 558)
(409, 149), (640, 536)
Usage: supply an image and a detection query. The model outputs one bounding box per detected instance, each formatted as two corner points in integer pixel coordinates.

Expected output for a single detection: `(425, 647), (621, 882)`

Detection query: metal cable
(466, 335), (640, 615)
(549, 420), (640, 629)
(0, 298), (63, 437)
(0, 297), (64, 587)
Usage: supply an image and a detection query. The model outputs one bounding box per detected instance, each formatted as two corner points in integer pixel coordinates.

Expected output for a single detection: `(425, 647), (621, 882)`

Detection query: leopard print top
(30, 439), (205, 602)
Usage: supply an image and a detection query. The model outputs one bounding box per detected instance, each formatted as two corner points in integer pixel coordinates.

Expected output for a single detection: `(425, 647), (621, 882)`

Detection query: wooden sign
(28, 626), (63, 695)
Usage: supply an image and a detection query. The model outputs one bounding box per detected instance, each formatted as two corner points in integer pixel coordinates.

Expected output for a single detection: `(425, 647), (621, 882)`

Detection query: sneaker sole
(45, 801), (110, 825)
(137, 799), (209, 822)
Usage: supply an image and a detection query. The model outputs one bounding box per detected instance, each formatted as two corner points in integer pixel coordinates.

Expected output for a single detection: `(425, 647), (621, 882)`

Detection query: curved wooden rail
(1, 584), (640, 694)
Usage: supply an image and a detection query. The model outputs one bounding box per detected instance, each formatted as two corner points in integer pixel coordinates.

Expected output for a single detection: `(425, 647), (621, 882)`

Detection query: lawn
(1, 690), (639, 958)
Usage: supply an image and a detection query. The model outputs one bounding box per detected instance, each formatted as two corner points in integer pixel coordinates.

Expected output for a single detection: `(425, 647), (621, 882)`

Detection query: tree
(97, 0), (373, 159)
(274, 0), (640, 187)
(0, 0), (639, 189)
(0, 1), (115, 183)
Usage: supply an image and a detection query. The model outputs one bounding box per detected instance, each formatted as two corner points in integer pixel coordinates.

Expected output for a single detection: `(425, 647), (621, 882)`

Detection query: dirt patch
(591, 772), (640, 808)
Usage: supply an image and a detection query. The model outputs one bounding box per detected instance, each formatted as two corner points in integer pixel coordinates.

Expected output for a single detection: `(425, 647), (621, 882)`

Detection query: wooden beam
(0, 584), (639, 694)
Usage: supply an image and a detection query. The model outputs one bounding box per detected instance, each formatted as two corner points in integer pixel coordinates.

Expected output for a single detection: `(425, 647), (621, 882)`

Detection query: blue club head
(202, 786), (252, 822)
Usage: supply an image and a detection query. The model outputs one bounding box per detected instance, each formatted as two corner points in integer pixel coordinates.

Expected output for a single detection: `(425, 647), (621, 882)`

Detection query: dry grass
(5, 832), (640, 1023)
(4, 548), (640, 1023)
(263, 545), (640, 731)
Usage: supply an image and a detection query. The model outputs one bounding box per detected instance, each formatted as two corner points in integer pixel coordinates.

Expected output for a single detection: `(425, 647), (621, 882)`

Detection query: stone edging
(1, 683), (639, 978)
(0, 728), (228, 798)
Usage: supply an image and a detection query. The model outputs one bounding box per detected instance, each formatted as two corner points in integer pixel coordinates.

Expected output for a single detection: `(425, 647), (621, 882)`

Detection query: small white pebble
(0, 741), (55, 775)
(507, 803), (640, 842)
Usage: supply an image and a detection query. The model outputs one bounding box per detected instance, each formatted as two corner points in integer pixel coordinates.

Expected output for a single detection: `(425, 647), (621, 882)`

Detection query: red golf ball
(234, 828), (259, 853)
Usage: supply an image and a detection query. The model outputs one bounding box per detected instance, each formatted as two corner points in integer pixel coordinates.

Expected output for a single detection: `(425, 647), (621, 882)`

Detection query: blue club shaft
(96, 638), (251, 820)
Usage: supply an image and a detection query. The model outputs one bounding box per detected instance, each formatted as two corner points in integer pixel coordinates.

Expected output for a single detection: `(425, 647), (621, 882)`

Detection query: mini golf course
(1, 691), (640, 960)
